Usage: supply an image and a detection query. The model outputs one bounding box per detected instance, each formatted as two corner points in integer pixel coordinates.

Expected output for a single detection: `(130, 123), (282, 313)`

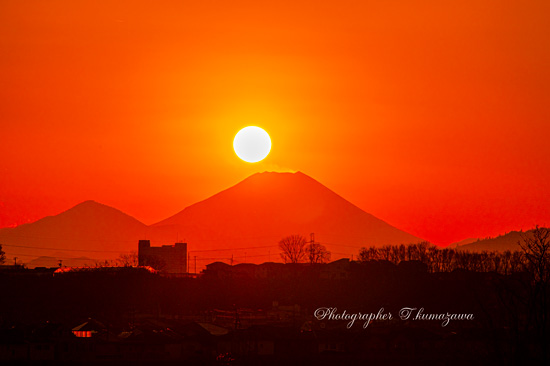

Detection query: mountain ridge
(1, 171), (422, 266)
(0, 200), (149, 263)
(152, 171), (422, 251)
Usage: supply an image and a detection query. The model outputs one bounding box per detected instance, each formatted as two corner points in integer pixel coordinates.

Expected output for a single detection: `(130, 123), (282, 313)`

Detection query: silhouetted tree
(305, 242), (331, 264)
(519, 226), (550, 363)
(416, 241), (430, 263)
(510, 251), (524, 273)
(358, 247), (378, 261)
(519, 226), (550, 284)
(94, 259), (116, 267)
(440, 248), (455, 272)
(426, 246), (439, 271)
(140, 255), (167, 271)
(397, 244), (407, 262)
(357, 242), (529, 275)
(0, 244), (5, 264)
(501, 250), (513, 275)
(279, 235), (307, 263)
(117, 251), (138, 267)
(379, 245), (392, 261)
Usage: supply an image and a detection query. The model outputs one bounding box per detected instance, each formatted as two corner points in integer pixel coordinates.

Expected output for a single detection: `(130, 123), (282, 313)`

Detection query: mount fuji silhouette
(0, 172), (422, 265)
(153, 172), (421, 250)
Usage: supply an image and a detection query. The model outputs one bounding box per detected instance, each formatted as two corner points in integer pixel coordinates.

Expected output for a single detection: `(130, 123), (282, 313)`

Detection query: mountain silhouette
(0, 172), (422, 266)
(0, 200), (149, 262)
(152, 172), (422, 260)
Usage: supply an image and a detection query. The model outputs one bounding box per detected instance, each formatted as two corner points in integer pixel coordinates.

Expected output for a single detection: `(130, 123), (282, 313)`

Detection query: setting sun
(233, 126), (271, 163)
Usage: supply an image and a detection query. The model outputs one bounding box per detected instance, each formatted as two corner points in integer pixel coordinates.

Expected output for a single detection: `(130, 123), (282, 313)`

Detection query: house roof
(72, 318), (106, 332)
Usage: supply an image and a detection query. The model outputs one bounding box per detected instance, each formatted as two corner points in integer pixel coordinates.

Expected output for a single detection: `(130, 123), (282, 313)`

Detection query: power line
(318, 241), (363, 249)
(4, 252), (99, 260)
(0, 233), (285, 243)
(1, 243), (131, 254)
(190, 245), (278, 253)
(330, 252), (355, 256)
(3, 243), (280, 255)
(169, 234), (284, 243)
(192, 253), (278, 261)
(1, 236), (361, 263)
(1, 253), (37, 258)
(0, 234), (139, 243)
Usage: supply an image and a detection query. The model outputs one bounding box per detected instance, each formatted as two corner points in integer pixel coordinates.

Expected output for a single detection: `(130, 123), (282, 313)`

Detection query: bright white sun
(233, 126), (271, 163)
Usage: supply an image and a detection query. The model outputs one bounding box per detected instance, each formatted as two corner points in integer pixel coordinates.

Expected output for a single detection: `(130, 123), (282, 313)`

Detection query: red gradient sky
(1, 0), (549, 245)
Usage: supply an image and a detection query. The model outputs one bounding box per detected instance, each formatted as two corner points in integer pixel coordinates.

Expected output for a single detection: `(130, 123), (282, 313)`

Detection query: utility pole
(14, 257), (17, 266)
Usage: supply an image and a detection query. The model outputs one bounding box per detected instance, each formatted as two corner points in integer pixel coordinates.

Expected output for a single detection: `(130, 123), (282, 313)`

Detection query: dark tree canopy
(306, 242), (331, 264)
(117, 251), (138, 267)
(519, 225), (550, 284)
(358, 242), (525, 274)
(279, 235), (307, 263)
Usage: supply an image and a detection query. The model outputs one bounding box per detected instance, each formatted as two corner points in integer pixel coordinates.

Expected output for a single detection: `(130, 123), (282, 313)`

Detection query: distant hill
(447, 237), (480, 248)
(152, 171), (422, 261)
(0, 200), (149, 265)
(26, 256), (97, 268)
(457, 230), (532, 252)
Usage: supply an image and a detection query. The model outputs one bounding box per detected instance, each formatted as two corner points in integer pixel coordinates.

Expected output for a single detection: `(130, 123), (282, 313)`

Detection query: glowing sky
(1, 0), (549, 244)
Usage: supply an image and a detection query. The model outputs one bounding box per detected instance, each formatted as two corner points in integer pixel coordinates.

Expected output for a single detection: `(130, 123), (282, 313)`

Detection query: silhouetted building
(72, 318), (107, 338)
(138, 240), (187, 274)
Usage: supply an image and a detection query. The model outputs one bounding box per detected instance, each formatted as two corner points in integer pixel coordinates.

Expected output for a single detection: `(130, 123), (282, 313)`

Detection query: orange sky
(1, 0), (549, 245)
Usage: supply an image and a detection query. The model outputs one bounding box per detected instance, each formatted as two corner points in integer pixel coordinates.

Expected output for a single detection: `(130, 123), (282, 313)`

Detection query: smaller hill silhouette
(456, 230), (535, 252)
(0, 200), (148, 263)
(26, 256), (97, 268)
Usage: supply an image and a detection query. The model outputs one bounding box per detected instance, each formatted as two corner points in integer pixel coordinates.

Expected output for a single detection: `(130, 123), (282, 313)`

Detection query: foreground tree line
(358, 226), (550, 276)
(361, 226), (550, 364)
(358, 242), (525, 274)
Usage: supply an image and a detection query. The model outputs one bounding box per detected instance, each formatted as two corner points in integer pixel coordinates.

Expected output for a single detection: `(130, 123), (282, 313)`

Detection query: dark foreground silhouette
(0, 259), (547, 365)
